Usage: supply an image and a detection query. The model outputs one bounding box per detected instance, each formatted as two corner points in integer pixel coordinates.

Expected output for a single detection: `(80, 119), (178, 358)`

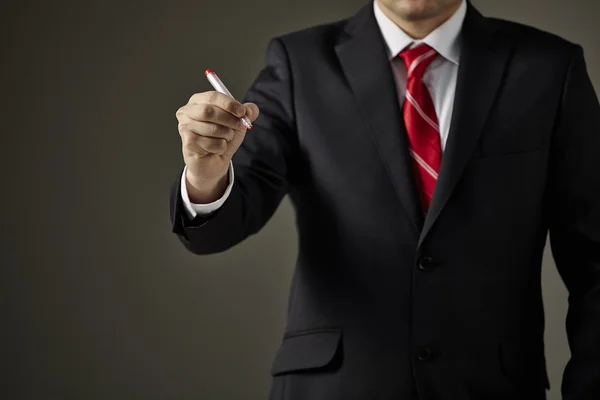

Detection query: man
(170, 0), (600, 398)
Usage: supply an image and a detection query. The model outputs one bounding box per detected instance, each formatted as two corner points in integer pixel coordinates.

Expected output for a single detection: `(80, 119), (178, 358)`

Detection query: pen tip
(248, 125), (253, 130)
(205, 69), (214, 76)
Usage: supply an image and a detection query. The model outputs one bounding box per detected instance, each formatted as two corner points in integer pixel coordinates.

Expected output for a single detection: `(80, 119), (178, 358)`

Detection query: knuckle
(199, 105), (214, 120)
(177, 122), (188, 133)
(207, 91), (219, 104)
(222, 98), (233, 112)
(188, 93), (199, 104)
(209, 123), (221, 136)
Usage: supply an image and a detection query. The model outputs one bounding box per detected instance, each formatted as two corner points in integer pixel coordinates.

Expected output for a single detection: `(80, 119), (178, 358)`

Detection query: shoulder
(263, 15), (351, 63)
(278, 18), (348, 48)
(488, 17), (581, 59)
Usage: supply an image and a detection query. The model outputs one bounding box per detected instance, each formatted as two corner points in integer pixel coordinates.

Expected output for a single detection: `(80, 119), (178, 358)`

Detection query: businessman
(170, 0), (600, 398)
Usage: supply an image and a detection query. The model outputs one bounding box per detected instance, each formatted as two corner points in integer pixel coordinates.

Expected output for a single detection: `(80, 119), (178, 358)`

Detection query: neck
(376, 0), (462, 39)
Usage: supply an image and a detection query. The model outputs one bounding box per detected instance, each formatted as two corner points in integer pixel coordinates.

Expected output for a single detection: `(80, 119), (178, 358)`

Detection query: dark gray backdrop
(2, 0), (598, 399)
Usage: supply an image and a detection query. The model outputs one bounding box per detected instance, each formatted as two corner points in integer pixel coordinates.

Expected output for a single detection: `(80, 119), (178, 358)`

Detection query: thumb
(243, 102), (260, 122)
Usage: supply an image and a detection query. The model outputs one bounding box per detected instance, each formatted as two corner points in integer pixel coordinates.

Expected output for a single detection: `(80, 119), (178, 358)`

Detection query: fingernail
(237, 120), (246, 129)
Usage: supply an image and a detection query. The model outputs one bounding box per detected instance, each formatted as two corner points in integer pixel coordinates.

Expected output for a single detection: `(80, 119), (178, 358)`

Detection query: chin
(395, 1), (438, 19)
(401, 8), (438, 21)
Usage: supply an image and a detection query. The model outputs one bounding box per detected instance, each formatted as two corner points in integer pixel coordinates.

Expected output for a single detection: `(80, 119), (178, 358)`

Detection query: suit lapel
(418, 4), (514, 248)
(334, 3), (514, 243)
(335, 5), (424, 235)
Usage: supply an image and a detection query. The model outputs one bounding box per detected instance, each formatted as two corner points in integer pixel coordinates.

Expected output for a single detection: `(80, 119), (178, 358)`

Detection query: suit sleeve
(547, 44), (600, 398)
(169, 38), (298, 255)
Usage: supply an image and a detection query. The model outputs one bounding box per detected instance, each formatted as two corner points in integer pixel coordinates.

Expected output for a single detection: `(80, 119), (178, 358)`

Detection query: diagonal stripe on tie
(399, 44), (442, 213)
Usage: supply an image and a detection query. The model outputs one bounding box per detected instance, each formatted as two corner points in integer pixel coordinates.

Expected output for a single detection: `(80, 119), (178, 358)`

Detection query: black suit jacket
(170, 3), (600, 399)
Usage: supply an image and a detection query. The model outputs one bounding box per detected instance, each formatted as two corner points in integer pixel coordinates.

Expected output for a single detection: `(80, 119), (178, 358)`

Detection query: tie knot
(399, 44), (437, 79)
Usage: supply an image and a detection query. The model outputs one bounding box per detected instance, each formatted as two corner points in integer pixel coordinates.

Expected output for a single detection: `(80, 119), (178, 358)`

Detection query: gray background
(1, 0), (598, 399)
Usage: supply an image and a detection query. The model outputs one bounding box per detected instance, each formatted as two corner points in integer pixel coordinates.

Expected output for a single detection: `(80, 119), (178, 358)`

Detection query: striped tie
(399, 44), (441, 214)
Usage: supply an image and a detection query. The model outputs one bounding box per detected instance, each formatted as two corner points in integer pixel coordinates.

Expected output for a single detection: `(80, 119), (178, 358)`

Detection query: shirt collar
(373, 0), (467, 64)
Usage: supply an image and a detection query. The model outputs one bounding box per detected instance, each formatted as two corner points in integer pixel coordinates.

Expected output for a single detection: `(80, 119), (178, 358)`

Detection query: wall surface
(1, 0), (598, 399)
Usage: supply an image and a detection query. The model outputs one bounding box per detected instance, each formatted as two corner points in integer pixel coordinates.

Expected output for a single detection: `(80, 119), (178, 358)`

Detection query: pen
(205, 69), (253, 130)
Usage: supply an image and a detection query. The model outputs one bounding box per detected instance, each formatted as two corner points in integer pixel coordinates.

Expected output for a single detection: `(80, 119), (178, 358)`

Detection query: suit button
(418, 256), (434, 271)
(417, 346), (433, 361)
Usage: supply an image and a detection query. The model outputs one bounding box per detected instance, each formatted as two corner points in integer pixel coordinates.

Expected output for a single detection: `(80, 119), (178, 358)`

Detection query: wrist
(185, 168), (229, 204)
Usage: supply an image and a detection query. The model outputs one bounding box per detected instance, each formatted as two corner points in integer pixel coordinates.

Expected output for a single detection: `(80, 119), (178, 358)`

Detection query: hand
(176, 91), (259, 203)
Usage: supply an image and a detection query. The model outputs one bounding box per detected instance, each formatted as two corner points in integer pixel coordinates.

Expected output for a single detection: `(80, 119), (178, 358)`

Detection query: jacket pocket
(271, 328), (342, 376)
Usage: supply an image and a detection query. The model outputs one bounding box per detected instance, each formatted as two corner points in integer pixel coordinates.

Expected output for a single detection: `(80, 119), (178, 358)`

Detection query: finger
(178, 120), (236, 142)
(243, 102), (260, 122)
(178, 104), (247, 131)
(189, 91), (246, 117)
(195, 136), (228, 155)
(222, 130), (247, 159)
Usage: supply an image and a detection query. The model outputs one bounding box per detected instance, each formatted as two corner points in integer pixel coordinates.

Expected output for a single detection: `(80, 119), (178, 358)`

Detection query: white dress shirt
(181, 0), (467, 219)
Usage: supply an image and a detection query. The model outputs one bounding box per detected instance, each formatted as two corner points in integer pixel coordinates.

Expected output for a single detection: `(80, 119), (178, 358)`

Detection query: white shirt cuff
(180, 162), (234, 219)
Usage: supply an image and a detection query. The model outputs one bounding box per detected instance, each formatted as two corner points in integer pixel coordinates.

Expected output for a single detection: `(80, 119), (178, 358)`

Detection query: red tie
(399, 44), (442, 214)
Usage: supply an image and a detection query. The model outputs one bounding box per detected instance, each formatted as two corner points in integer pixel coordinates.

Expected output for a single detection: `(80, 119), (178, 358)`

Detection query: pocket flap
(270, 329), (342, 376)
